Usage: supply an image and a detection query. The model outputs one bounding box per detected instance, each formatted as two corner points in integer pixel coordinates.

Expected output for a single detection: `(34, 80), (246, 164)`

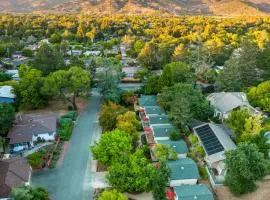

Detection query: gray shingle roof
(207, 92), (250, 113)
(167, 158), (199, 180)
(8, 113), (57, 144)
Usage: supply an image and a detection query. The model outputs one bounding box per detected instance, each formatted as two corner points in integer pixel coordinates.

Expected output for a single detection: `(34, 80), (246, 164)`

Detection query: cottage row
(136, 95), (214, 200)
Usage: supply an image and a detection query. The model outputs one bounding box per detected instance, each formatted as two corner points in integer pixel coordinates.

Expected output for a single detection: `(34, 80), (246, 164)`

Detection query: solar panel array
(195, 124), (224, 155)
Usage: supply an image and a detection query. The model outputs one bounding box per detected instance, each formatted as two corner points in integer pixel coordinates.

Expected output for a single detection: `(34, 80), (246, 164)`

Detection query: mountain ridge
(0, 0), (269, 16)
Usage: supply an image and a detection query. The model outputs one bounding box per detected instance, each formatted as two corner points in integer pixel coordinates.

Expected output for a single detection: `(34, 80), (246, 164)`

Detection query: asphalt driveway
(31, 89), (101, 200)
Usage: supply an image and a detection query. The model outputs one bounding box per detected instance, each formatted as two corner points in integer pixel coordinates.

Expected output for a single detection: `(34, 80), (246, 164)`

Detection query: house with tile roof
(207, 92), (258, 121)
(167, 158), (200, 186)
(0, 158), (31, 198)
(174, 184), (214, 200)
(7, 113), (57, 153)
(0, 86), (16, 103)
(143, 115), (171, 128)
(157, 140), (188, 158)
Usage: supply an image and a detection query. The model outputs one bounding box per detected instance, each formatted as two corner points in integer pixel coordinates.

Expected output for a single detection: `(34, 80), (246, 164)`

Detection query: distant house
(167, 158), (200, 186)
(193, 123), (236, 184)
(207, 92), (258, 121)
(0, 86), (16, 103)
(122, 67), (140, 78)
(5, 70), (20, 81)
(7, 113), (57, 153)
(0, 158), (32, 198)
(264, 131), (270, 158)
(139, 106), (165, 120)
(83, 50), (100, 57)
(173, 184), (214, 200)
(67, 50), (82, 56)
(157, 140), (188, 158)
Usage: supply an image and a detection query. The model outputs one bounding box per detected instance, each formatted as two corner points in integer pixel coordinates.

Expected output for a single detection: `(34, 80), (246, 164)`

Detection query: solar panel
(195, 124), (224, 155)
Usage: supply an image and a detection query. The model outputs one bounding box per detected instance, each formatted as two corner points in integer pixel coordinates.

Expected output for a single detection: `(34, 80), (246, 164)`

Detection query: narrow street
(31, 89), (101, 200)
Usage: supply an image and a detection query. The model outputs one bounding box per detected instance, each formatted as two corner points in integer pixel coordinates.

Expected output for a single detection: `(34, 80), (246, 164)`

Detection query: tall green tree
(0, 103), (15, 137)
(159, 61), (194, 87)
(225, 143), (269, 196)
(247, 81), (270, 111)
(107, 149), (155, 193)
(16, 66), (48, 110)
(42, 67), (91, 109)
(32, 43), (65, 75)
(91, 129), (133, 166)
(152, 162), (171, 200)
(99, 103), (127, 131)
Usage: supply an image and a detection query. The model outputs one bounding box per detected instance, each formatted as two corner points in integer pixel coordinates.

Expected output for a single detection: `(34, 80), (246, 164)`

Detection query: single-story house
(5, 70), (20, 81)
(143, 115), (170, 128)
(7, 113), (57, 153)
(173, 184), (214, 200)
(157, 140), (188, 158)
(168, 158), (200, 186)
(122, 67), (140, 78)
(67, 50), (82, 56)
(138, 95), (157, 107)
(193, 123), (236, 182)
(139, 106), (165, 120)
(0, 86), (16, 103)
(83, 50), (101, 57)
(0, 158), (32, 198)
(207, 92), (258, 121)
(151, 124), (177, 141)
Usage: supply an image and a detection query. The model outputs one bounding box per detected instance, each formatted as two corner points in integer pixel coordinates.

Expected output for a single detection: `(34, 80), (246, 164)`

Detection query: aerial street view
(0, 0), (270, 200)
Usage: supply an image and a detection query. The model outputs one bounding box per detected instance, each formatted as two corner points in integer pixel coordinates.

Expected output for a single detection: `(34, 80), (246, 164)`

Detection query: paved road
(31, 90), (101, 200)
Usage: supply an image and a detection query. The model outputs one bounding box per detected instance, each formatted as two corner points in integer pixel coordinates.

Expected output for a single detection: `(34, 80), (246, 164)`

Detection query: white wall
(170, 179), (197, 186)
(154, 136), (170, 141)
(32, 132), (56, 142)
(178, 153), (187, 158)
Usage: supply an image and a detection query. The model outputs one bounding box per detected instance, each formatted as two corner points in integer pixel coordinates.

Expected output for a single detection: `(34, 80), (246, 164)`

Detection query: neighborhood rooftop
(148, 115), (171, 125)
(151, 124), (177, 138)
(174, 184), (214, 200)
(0, 158), (31, 198)
(7, 113), (57, 145)
(157, 140), (188, 155)
(138, 95), (157, 107)
(167, 158), (200, 181)
(0, 86), (16, 99)
(207, 92), (255, 113)
(193, 123), (236, 156)
(144, 106), (165, 116)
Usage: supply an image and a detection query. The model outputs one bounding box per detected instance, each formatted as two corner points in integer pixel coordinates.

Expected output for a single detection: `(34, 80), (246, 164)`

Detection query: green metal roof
(149, 115), (170, 125)
(167, 158), (199, 180)
(138, 95), (157, 107)
(174, 185), (214, 200)
(157, 140), (188, 155)
(145, 106), (165, 115)
(152, 124), (176, 138)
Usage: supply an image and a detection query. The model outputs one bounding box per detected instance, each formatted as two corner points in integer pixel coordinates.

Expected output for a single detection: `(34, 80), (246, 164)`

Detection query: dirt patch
(96, 161), (107, 172)
(215, 179), (270, 200)
(57, 141), (69, 167)
(23, 97), (87, 117)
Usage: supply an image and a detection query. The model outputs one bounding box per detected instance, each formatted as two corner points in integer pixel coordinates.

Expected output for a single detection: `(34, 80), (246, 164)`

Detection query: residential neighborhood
(0, 13), (269, 200)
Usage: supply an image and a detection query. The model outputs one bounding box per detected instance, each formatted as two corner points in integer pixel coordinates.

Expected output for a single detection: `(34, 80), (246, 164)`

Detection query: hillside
(0, 0), (269, 16)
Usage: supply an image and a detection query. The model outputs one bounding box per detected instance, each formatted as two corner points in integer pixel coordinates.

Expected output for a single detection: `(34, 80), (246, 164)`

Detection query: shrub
(58, 118), (73, 141)
(61, 111), (78, 121)
(199, 166), (208, 180)
(27, 152), (44, 168)
(169, 131), (181, 141)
